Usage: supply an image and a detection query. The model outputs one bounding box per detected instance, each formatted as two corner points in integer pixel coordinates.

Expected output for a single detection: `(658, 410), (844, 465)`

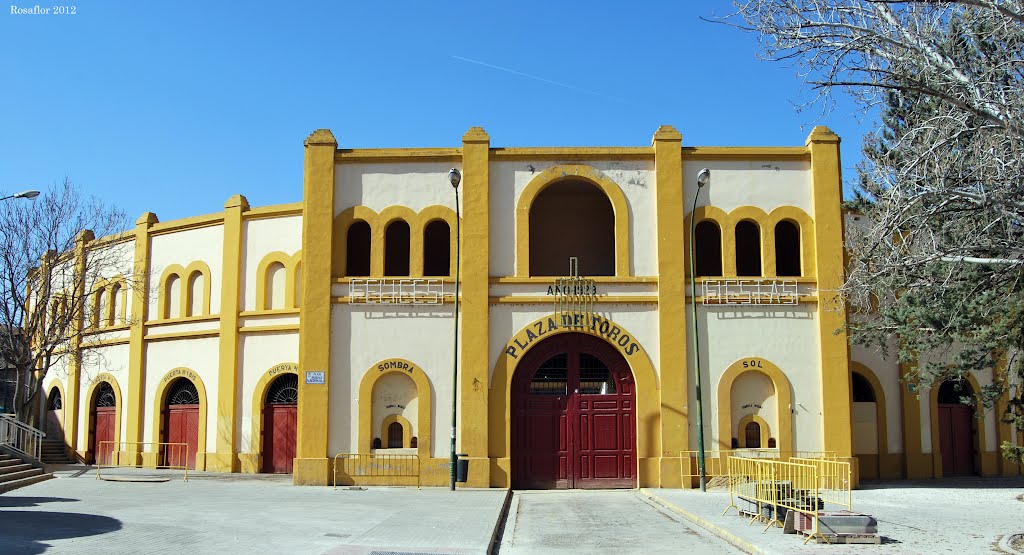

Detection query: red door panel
(93, 407), (116, 464)
(938, 404), (976, 476)
(165, 405), (199, 470)
(264, 404), (297, 473)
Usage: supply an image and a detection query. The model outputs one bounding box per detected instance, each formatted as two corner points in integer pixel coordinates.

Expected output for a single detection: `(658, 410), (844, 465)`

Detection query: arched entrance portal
(90, 383), (116, 464)
(936, 380), (977, 476)
(46, 386), (64, 441)
(511, 332), (636, 489)
(262, 373), (298, 474)
(163, 378), (200, 470)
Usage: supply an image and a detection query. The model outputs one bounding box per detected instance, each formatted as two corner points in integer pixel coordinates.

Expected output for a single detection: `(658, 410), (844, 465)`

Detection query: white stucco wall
(240, 215), (303, 312)
(335, 162), (458, 215)
(143, 337), (221, 453)
(683, 159), (814, 217)
(149, 225), (226, 317)
(851, 342), (904, 454)
(237, 332), (299, 452)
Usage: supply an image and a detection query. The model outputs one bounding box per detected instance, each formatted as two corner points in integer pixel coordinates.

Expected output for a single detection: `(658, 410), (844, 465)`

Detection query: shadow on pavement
(0, 510), (121, 555)
(0, 496), (78, 508)
(858, 477), (1024, 490)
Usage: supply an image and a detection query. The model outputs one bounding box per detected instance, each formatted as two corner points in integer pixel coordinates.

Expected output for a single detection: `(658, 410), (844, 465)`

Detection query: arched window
(387, 421), (404, 448)
(167, 379), (200, 406)
(93, 289), (105, 328)
(165, 275), (181, 319)
(47, 387), (62, 410)
(423, 220), (451, 277)
(735, 220), (762, 277)
(265, 262), (287, 310)
(694, 221), (723, 277)
(938, 380), (972, 404)
(266, 374), (298, 405)
(384, 220), (411, 276)
(774, 221), (801, 277)
(851, 372), (876, 402)
(346, 220), (371, 276)
(109, 283), (123, 325)
(186, 271), (204, 316)
(529, 180), (615, 276)
(95, 383), (116, 408)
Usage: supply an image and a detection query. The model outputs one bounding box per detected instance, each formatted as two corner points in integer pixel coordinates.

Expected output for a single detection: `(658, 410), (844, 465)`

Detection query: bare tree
(0, 179), (132, 428)
(727, 1), (1024, 463)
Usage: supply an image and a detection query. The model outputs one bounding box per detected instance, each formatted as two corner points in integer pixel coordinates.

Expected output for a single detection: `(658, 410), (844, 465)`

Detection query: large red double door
(511, 333), (636, 489)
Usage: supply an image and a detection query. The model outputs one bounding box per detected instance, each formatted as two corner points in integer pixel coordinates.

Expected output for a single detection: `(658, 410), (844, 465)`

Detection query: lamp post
(448, 167), (461, 491)
(0, 190), (40, 202)
(690, 167), (711, 492)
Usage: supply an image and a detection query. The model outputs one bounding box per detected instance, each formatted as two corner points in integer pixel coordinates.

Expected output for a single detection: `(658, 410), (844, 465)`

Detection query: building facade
(41, 126), (1021, 487)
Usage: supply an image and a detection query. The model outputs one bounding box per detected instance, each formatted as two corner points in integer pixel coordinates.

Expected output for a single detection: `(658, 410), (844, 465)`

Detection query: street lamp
(448, 167), (462, 492)
(690, 167), (711, 492)
(0, 190), (40, 202)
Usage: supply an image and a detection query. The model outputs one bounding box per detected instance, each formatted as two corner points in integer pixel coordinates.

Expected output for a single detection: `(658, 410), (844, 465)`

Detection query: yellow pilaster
(654, 125), (684, 487)
(460, 127), (490, 487)
(806, 127), (853, 457)
(125, 213), (157, 461)
(66, 229), (94, 457)
(294, 129), (336, 485)
(209, 195), (249, 472)
(898, 360), (929, 478)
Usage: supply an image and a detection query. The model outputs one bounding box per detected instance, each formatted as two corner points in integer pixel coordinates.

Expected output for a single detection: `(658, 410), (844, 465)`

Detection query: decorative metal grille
(579, 353), (616, 394)
(530, 354), (568, 395)
(553, 257), (596, 329)
(96, 383), (116, 407)
(266, 374), (298, 405)
(348, 278), (449, 304)
(167, 379), (200, 406)
(701, 278), (799, 305)
(48, 388), (62, 410)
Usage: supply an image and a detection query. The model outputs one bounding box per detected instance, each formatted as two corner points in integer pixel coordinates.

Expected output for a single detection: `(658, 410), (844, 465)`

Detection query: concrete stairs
(40, 439), (73, 464)
(0, 452), (53, 494)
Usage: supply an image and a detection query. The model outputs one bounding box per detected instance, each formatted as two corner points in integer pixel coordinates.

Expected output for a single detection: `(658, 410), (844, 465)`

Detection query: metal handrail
(0, 413), (44, 462)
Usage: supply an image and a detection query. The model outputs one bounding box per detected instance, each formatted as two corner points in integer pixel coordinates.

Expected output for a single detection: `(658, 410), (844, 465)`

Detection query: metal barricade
(332, 453), (420, 490)
(95, 441), (190, 482)
(681, 449), (836, 486)
(790, 457), (853, 511)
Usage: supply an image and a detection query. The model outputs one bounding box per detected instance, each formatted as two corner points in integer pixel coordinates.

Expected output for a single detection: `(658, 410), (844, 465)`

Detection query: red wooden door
(512, 333), (636, 489)
(263, 404), (297, 474)
(938, 404), (975, 476)
(93, 407), (116, 464)
(164, 405), (199, 470)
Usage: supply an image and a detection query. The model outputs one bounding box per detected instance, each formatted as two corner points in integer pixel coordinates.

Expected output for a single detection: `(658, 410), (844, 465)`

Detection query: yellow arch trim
(85, 373), (122, 459)
(488, 313), (660, 487)
(737, 414), (771, 448)
(250, 363), (298, 468)
(151, 367), (209, 470)
(418, 205), (459, 277)
(357, 358), (432, 459)
(333, 206), (379, 277)
(767, 206), (816, 278)
(717, 357), (793, 453)
(255, 251), (302, 310)
(515, 164), (631, 277)
(686, 206), (731, 277)
(45, 379), (67, 441)
(89, 278), (111, 329)
(158, 262), (212, 319)
(376, 206), (419, 277)
(158, 264), (186, 319)
(381, 414), (413, 448)
(929, 373), (989, 477)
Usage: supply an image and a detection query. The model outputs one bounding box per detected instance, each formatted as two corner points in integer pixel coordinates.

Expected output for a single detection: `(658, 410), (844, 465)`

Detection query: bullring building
(41, 126), (1022, 488)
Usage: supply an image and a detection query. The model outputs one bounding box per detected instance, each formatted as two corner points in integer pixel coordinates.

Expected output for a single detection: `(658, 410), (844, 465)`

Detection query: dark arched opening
(387, 421), (404, 448)
(90, 382), (116, 465)
(384, 220), (411, 276)
(735, 220), (762, 277)
(744, 421), (761, 448)
(423, 220), (451, 277)
(529, 180), (615, 276)
(852, 372), (876, 402)
(774, 221), (801, 276)
(694, 220), (723, 277)
(346, 220), (371, 276)
(263, 373), (298, 474)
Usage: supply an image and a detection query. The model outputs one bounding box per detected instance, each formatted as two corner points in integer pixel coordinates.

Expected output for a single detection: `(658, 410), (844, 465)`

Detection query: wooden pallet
(799, 531), (881, 544)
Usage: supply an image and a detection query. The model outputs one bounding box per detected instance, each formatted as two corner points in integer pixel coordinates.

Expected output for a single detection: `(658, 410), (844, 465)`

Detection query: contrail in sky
(451, 55), (632, 105)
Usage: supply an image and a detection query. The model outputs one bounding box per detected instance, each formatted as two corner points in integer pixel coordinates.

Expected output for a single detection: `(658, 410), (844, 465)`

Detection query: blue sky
(1, 1), (871, 222)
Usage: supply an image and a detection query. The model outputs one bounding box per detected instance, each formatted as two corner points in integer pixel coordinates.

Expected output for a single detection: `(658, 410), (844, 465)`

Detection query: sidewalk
(2, 466), (510, 554)
(643, 477), (1024, 554)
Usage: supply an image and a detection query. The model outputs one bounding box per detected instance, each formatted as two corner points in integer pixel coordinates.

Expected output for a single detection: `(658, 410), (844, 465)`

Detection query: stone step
(0, 468), (43, 484)
(0, 458), (22, 468)
(0, 472), (53, 494)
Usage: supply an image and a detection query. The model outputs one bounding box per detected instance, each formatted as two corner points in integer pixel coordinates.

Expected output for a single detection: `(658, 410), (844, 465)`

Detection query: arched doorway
(937, 380), (977, 476)
(46, 386), (64, 441)
(262, 373), (298, 474)
(163, 378), (200, 470)
(851, 371), (880, 479)
(511, 332), (636, 489)
(90, 383), (116, 465)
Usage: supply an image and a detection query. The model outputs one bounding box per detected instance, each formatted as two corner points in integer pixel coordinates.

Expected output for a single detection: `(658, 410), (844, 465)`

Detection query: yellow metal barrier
(95, 441), (189, 482)
(332, 453), (420, 490)
(724, 456), (847, 544)
(681, 449), (836, 485)
(790, 457), (853, 511)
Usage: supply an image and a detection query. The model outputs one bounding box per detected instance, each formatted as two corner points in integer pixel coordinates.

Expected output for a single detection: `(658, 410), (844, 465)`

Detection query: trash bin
(456, 453), (469, 483)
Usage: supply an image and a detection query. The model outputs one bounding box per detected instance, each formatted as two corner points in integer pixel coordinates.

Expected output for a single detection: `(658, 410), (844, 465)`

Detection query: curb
(487, 488), (513, 554)
(639, 488), (766, 555)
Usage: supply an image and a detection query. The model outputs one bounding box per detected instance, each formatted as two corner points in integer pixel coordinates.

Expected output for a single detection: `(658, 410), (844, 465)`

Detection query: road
(497, 490), (741, 554)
